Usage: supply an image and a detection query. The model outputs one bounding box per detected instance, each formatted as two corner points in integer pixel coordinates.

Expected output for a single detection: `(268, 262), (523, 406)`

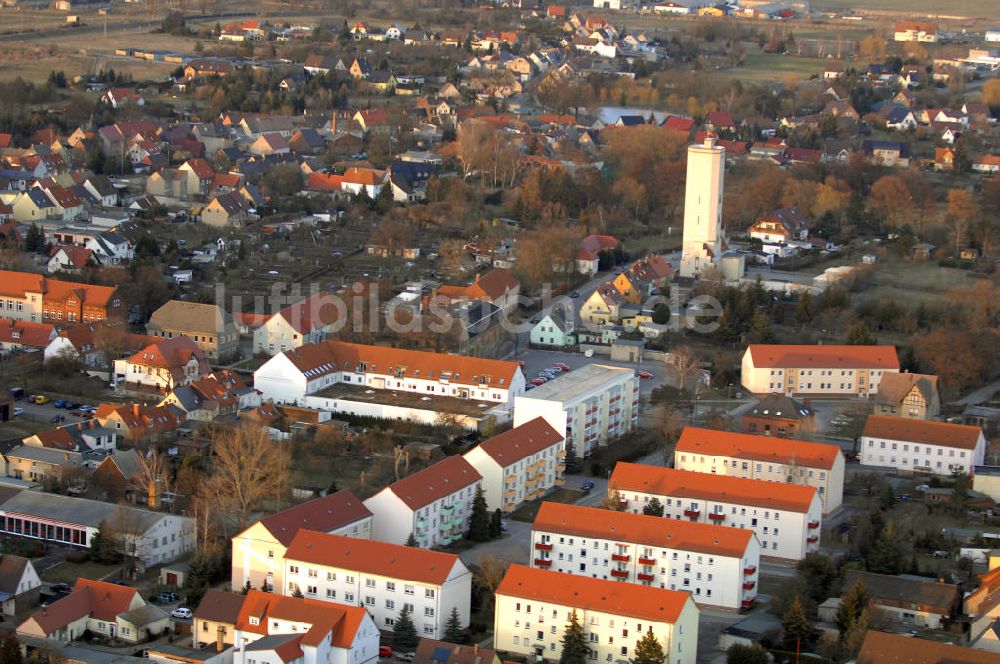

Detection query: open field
(709, 52), (835, 83)
(811, 0), (1000, 19)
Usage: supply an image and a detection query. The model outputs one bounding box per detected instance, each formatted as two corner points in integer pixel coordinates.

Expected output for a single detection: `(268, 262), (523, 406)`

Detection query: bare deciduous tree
(203, 425), (293, 533)
(473, 555), (509, 599)
(669, 344), (701, 394)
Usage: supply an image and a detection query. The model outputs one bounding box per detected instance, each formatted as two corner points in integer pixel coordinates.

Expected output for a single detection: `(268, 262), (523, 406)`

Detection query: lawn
(864, 255), (981, 308)
(0, 418), (51, 439)
(709, 52), (832, 84)
(41, 559), (123, 584)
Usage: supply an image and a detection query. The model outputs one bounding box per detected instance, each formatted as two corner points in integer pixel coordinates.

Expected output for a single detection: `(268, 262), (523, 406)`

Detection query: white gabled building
(363, 455), (482, 548)
(611, 464), (822, 561)
(740, 344), (900, 398)
(463, 417), (565, 513)
(530, 502), (760, 611)
(254, 340), (525, 427)
(860, 415), (987, 477)
(513, 364), (639, 458)
(494, 565), (699, 664)
(230, 590), (379, 664)
(673, 427), (845, 515)
(253, 292), (339, 356)
(282, 530), (472, 639)
(231, 491), (373, 594)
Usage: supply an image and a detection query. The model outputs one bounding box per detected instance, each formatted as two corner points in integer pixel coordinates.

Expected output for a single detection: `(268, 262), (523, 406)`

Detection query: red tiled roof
(497, 565), (692, 624)
(307, 172), (344, 191)
(0, 318), (55, 348)
(236, 590), (368, 649)
(285, 530), (461, 585)
(857, 630), (993, 664)
(127, 336), (209, 372)
(182, 158), (215, 180)
(862, 415), (983, 450)
(23, 578), (138, 636)
(534, 502), (753, 558)
(746, 344), (900, 370)
(257, 490), (372, 547)
(341, 167), (386, 186)
(676, 427), (840, 470)
(385, 455), (482, 510)
(0, 270), (119, 307)
(611, 463), (818, 513)
(476, 417), (563, 466)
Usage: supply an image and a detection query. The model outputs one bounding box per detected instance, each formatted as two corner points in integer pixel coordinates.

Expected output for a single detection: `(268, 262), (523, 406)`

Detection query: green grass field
(709, 52), (832, 84)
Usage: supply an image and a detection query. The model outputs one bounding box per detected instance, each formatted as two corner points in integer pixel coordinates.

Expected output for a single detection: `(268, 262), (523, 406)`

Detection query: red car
(380, 647), (393, 659)
(553, 362), (571, 371)
(530, 377), (547, 386)
(637, 371), (654, 380)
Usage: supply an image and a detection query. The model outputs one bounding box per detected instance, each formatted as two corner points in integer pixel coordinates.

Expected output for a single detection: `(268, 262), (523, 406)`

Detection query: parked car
(34, 395), (50, 405)
(379, 647), (392, 658)
(13, 407), (23, 417)
(569, 291), (579, 298)
(553, 363), (571, 371)
(53, 400), (66, 409)
(580, 481), (595, 492)
(394, 654), (415, 662)
(171, 607), (193, 619)
(49, 415), (65, 423)
(50, 583), (72, 594)
(530, 378), (547, 386)
(524, 384), (536, 391)
(637, 371), (654, 380)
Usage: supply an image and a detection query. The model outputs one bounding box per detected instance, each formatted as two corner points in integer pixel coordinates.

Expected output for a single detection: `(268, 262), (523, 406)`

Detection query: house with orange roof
(229, 589), (379, 664)
(339, 167), (388, 198)
(530, 502), (759, 611)
(494, 564), (699, 664)
(858, 630), (996, 664)
(463, 417), (565, 512)
(231, 490), (372, 594)
(860, 415), (986, 477)
(250, 132), (291, 157)
(673, 426), (845, 514)
(159, 369), (257, 421)
(894, 20), (938, 43)
(17, 578), (168, 643)
(253, 291), (342, 356)
(95, 403), (187, 443)
(177, 158), (215, 197)
(363, 455), (483, 548)
(740, 344), (900, 398)
(0, 270), (123, 324)
(253, 340), (525, 413)
(112, 335), (211, 391)
(0, 318), (56, 353)
(575, 233), (619, 277)
(431, 268), (521, 315)
(281, 530), (471, 638)
(610, 464), (822, 560)
(47, 244), (95, 274)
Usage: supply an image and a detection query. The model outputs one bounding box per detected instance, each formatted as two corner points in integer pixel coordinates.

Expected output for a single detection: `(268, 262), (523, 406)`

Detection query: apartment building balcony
(638, 557), (656, 566)
(708, 512), (726, 522)
(535, 542), (553, 551)
(554, 477), (566, 486)
(808, 520), (820, 529)
(555, 462), (566, 472)
(741, 599), (755, 609)
(744, 566), (756, 576)
(451, 514), (465, 527)
(743, 581), (756, 591)
(683, 508), (701, 518)
(504, 474), (517, 485)
(610, 569), (629, 579)
(637, 573), (654, 582)
(534, 558), (552, 568)
(616, 499), (629, 510)
(807, 535), (819, 544)
(441, 503), (454, 512)
(611, 553), (630, 563)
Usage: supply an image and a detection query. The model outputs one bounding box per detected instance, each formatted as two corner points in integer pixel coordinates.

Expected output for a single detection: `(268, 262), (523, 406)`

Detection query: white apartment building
(463, 417), (565, 513)
(363, 455), (482, 548)
(282, 530), (472, 638)
(530, 502), (760, 611)
(611, 464), (822, 561)
(741, 344), (899, 398)
(673, 427), (845, 515)
(254, 340), (525, 427)
(230, 590), (379, 664)
(513, 364), (639, 458)
(860, 415), (987, 476)
(231, 491), (373, 593)
(494, 565), (698, 664)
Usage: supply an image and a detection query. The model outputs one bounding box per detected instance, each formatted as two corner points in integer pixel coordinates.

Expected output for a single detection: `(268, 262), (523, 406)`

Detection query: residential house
(0, 270), (123, 324)
(202, 191), (254, 227)
(740, 344), (900, 398)
(252, 291), (341, 356)
(249, 133), (291, 156)
(463, 417), (565, 513)
(290, 128), (327, 155)
(857, 631), (995, 664)
(0, 318), (56, 354)
(12, 187), (57, 222)
(17, 579), (168, 644)
(228, 590), (379, 664)
(579, 284), (625, 327)
(873, 372), (940, 420)
(530, 309), (575, 348)
(894, 20), (938, 42)
(494, 565), (698, 664)
(741, 394), (815, 437)
(862, 140), (911, 168)
(92, 449), (145, 503)
(611, 464), (823, 561)
(0, 554), (41, 616)
(749, 208), (810, 244)
(530, 502), (759, 611)
(413, 640), (500, 664)
(860, 416), (986, 476)
(231, 490), (373, 594)
(340, 167), (387, 198)
(432, 269), (521, 315)
(513, 364), (639, 458)
(95, 403), (187, 444)
(934, 147), (956, 172)
(972, 155), (1000, 174)
(363, 455), (483, 548)
(575, 234), (619, 277)
(112, 336), (211, 391)
(673, 427), (844, 514)
(178, 158), (216, 197)
(193, 589), (245, 650)
(0, 490), (194, 566)
(147, 300), (240, 361)
(159, 370), (257, 421)
(281, 530), (471, 638)
(966, 561), (1000, 650)
(47, 245), (94, 274)
(843, 570), (959, 629)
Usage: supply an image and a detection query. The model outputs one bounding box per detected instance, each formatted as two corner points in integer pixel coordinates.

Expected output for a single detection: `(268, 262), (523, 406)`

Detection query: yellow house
(579, 286), (623, 326)
(698, 6), (726, 16)
(612, 272), (644, 304)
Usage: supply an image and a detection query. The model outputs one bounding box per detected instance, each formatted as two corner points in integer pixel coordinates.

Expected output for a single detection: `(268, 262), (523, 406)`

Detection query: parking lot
(14, 393), (100, 424)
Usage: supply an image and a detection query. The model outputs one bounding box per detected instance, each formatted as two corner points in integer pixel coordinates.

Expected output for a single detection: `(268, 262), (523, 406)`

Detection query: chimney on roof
(133, 403), (140, 416)
(704, 133), (717, 148)
(148, 479), (161, 510)
(217, 625), (226, 653)
(473, 644), (478, 655)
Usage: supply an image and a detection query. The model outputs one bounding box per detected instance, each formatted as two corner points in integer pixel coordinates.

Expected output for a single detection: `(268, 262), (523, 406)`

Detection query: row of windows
(868, 440), (967, 458)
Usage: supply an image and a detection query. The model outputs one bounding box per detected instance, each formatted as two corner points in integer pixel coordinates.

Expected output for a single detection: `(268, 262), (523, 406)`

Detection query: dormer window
(249, 616), (259, 626)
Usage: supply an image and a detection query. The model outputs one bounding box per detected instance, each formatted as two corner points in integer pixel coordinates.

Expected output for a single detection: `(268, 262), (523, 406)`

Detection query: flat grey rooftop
(518, 364), (634, 403)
